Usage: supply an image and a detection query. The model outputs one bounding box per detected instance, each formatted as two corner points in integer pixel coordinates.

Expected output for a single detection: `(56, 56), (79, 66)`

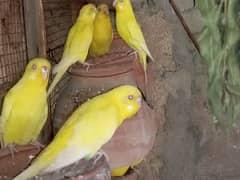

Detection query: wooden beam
(23, 0), (47, 59)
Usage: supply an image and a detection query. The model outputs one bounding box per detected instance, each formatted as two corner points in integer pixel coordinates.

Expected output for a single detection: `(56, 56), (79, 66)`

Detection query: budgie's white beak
(137, 97), (142, 106)
(113, 0), (118, 7)
(41, 66), (49, 80)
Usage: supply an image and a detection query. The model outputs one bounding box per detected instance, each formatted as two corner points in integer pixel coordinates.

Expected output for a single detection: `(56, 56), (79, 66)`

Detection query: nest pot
(0, 145), (41, 179)
(53, 34), (157, 176)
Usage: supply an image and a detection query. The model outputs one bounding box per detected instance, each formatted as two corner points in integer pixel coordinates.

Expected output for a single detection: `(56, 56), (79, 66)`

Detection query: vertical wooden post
(23, 0), (47, 58)
(39, 0), (47, 57)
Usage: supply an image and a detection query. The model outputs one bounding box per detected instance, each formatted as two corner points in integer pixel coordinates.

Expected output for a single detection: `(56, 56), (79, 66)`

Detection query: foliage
(197, 0), (240, 128)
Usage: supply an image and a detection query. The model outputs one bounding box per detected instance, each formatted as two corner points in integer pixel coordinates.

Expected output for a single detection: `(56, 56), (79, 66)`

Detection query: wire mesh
(0, 0), (27, 95)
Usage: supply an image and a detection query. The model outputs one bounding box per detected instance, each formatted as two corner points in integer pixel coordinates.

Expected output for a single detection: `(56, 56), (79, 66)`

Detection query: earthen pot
(0, 145), (41, 179)
(52, 34), (157, 177)
(68, 33), (148, 94)
(53, 33), (153, 132)
(102, 101), (156, 171)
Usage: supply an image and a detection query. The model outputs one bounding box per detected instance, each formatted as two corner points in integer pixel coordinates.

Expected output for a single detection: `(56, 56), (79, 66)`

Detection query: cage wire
(0, 0), (88, 143)
(0, 0), (27, 96)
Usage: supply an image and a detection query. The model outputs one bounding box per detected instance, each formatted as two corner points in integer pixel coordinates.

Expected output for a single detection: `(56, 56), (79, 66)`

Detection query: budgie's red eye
(32, 64), (37, 70)
(128, 95), (134, 100)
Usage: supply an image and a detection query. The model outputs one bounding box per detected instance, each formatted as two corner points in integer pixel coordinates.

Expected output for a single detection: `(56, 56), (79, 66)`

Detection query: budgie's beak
(41, 66), (49, 80)
(137, 97), (142, 106)
(103, 7), (109, 14)
(113, 0), (118, 7)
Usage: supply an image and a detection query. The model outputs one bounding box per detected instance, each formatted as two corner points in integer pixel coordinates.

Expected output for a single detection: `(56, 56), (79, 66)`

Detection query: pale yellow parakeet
(47, 4), (97, 96)
(113, 0), (154, 80)
(0, 58), (51, 147)
(111, 160), (142, 176)
(89, 3), (113, 57)
(14, 85), (142, 180)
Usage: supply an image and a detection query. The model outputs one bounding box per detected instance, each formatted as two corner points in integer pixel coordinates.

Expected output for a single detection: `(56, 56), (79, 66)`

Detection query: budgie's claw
(125, 50), (137, 57)
(81, 62), (93, 72)
(93, 150), (109, 166)
(30, 141), (45, 151)
(7, 144), (17, 161)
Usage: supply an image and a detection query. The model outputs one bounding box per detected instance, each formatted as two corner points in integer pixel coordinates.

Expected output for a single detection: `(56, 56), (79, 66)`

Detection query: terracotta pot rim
(68, 54), (135, 77)
(0, 145), (40, 157)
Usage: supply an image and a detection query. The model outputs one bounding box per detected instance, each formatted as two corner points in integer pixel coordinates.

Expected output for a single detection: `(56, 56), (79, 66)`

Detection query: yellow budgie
(111, 160), (142, 176)
(47, 4), (97, 96)
(113, 0), (154, 80)
(0, 58), (51, 147)
(14, 85), (142, 180)
(89, 3), (113, 56)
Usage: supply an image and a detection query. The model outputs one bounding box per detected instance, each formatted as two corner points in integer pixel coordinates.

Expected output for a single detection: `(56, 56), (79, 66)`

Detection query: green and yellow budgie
(47, 4), (97, 96)
(0, 58), (51, 147)
(89, 3), (113, 57)
(113, 0), (154, 80)
(14, 85), (142, 180)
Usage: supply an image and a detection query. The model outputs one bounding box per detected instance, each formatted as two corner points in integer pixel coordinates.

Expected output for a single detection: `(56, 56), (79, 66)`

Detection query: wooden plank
(23, 0), (47, 58)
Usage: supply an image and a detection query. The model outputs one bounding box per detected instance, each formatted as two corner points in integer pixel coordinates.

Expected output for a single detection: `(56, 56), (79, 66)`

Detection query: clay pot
(68, 33), (147, 93)
(102, 101), (157, 171)
(52, 33), (157, 177)
(53, 33), (151, 133)
(0, 145), (41, 179)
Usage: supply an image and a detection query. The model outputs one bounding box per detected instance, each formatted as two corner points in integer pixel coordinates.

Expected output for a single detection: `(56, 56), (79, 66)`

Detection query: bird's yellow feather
(113, 0), (154, 80)
(0, 58), (51, 146)
(111, 159), (143, 176)
(89, 4), (113, 56)
(14, 85), (142, 180)
(47, 4), (97, 96)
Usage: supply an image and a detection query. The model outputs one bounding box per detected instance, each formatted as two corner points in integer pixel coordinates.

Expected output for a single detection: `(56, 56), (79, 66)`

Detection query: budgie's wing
(14, 105), (118, 179)
(51, 104), (118, 160)
(0, 92), (14, 146)
(48, 25), (93, 95)
(31, 102), (48, 141)
(127, 21), (154, 61)
(70, 25), (93, 63)
(53, 25), (77, 75)
(60, 25), (77, 61)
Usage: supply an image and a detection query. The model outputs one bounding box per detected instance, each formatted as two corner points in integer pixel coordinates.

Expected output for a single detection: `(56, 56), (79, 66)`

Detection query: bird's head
(24, 58), (51, 87)
(110, 85), (142, 122)
(113, 0), (131, 11)
(77, 4), (97, 22)
(97, 4), (110, 16)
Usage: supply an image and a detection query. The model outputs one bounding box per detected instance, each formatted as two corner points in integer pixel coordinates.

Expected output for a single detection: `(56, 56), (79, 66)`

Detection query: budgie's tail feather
(13, 159), (47, 180)
(13, 142), (59, 180)
(47, 64), (69, 96)
(141, 44), (154, 62)
(139, 51), (148, 83)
